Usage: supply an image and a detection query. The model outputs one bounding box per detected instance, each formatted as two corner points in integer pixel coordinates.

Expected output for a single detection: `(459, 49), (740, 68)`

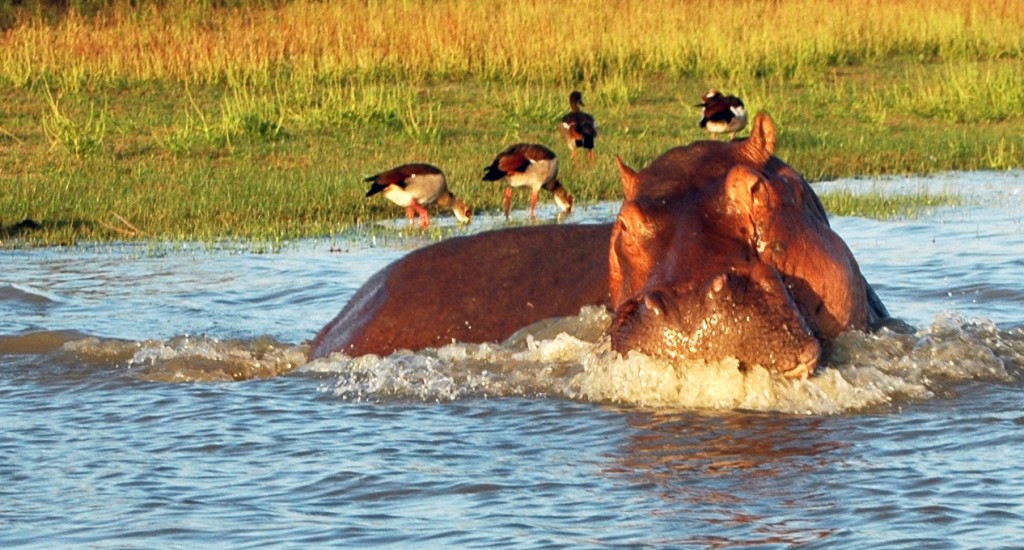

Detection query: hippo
(309, 112), (892, 376)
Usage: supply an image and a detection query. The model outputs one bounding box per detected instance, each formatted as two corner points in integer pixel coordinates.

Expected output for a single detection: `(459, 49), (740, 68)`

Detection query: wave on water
(0, 283), (61, 307)
(306, 307), (1024, 415)
(4, 306), (1021, 412)
(124, 335), (309, 382)
(0, 330), (307, 383)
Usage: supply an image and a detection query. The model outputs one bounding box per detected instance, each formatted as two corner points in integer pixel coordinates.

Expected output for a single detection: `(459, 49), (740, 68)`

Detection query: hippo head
(609, 157), (820, 378)
(606, 115), (777, 310)
(606, 111), (875, 377)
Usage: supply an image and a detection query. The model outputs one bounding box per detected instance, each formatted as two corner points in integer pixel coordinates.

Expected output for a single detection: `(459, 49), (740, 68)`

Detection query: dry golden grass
(1, 0), (1021, 87)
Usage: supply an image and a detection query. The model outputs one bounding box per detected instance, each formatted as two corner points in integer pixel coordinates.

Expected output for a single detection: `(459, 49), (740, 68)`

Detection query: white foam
(307, 307), (1024, 414)
(122, 335), (307, 382)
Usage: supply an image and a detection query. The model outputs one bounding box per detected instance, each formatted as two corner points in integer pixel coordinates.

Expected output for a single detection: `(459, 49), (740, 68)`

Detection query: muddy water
(2, 171), (1023, 547)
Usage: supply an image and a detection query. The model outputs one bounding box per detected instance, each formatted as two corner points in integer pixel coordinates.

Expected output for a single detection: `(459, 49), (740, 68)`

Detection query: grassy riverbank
(1, 0), (1021, 247)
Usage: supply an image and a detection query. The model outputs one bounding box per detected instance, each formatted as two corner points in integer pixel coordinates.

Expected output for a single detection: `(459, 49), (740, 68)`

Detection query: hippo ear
(724, 165), (764, 216)
(615, 155), (641, 201)
(740, 112), (776, 168)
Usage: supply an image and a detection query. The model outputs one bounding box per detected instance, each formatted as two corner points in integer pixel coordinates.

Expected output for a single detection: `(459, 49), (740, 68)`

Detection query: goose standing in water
(483, 143), (573, 220)
(365, 163), (472, 229)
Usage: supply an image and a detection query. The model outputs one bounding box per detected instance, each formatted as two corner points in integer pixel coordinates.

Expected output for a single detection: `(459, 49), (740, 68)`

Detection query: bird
(482, 143), (573, 221)
(559, 90), (598, 162)
(364, 163), (472, 229)
(697, 89), (747, 140)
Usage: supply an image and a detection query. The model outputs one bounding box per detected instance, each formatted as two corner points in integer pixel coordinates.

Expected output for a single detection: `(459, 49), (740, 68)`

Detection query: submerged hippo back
(309, 224), (611, 359)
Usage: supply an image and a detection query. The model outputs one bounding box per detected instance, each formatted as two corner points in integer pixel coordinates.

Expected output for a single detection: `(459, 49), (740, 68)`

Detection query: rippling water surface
(2, 171), (1023, 547)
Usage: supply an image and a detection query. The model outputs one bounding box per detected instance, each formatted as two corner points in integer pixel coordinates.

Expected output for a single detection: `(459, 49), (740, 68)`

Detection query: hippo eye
(617, 216), (642, 241)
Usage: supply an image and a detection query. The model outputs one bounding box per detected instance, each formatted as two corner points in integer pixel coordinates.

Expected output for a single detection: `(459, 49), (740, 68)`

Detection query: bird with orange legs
(364, 163), (472, 229)
(483, 143), (573, 221)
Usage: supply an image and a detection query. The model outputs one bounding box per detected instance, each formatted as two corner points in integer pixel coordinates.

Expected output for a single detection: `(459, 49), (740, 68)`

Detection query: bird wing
(496, 149), (533, 174)
(562, 112), (598, 139)
(578, 113), (597, 137)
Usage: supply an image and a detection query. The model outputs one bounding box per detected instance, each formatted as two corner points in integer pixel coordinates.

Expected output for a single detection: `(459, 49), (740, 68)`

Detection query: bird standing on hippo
(310, 113), (893, 378)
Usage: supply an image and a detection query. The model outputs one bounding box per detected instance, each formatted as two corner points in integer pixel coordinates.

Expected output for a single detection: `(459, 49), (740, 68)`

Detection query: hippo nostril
(792, 340), (821, 378)
(643, 291), (668, 317)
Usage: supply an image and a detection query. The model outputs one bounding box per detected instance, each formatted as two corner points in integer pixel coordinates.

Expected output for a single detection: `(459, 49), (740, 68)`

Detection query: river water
(2, 171), (1023, 548)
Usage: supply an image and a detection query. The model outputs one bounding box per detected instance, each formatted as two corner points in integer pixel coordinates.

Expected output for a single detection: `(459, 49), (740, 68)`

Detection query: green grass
(819, 189), (963, 219)
(0, 1), (1022, 247)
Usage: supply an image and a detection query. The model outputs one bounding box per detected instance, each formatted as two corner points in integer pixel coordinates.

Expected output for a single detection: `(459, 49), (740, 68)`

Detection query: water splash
(124, 335), (308, 382)
(307, 307), (1024, 414)
(5, 307), (1020, 411)
(0, 330), (308, 382)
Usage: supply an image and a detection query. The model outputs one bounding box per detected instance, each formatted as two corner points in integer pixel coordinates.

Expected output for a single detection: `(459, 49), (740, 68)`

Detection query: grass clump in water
(820, 189), (963, 220)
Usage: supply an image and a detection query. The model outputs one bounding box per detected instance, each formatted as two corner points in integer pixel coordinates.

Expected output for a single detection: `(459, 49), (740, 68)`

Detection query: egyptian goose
(697, 89), (747, 140)
(365, 163), (472, 229)
(483, 143), (573, 220)
(560, 90), (598, 162)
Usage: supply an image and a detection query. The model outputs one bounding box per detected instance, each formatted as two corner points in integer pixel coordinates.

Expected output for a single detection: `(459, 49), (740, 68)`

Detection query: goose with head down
(365, 163), (472, 229)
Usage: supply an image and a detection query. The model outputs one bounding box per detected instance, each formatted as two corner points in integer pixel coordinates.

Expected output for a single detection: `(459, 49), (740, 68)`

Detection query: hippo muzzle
(610, 269), (821, 379)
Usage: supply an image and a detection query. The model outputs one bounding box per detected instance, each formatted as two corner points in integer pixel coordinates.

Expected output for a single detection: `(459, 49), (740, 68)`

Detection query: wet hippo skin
(608, 162), (823, 377)
(308, 224), (611, 359)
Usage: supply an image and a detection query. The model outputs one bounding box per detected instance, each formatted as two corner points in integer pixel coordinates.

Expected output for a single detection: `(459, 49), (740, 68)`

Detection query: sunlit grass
(2, 0), (1021, 86)
(820, 189), (963, 220)
(0, 0), (1022, 247)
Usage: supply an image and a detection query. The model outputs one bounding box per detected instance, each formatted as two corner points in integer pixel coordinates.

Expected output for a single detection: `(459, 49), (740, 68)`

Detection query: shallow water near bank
(2, 171), (1023, 547)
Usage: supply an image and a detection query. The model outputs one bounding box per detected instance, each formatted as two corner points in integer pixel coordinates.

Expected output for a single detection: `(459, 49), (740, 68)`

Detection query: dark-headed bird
(559, 90), (598, 162)
(697, 89), (747, 140)
(483, 143), (573, 221)
(365, 163), (472, 229)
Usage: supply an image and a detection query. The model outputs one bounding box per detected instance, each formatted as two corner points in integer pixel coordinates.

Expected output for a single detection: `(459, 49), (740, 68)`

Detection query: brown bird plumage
(697, 89), (747, 140)
(483, 143), (573, 220)
(559, 90), (598, 162)
(365, 163), (472, 228)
